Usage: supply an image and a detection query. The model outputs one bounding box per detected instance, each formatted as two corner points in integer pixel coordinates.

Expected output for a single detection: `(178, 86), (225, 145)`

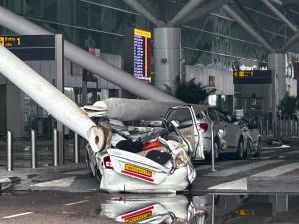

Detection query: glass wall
(1, 0), (297, 69)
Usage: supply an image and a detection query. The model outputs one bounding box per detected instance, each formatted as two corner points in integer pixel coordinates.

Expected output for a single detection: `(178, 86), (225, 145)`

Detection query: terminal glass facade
(0, 0), (299, 137)
(1, 0), (299, 69)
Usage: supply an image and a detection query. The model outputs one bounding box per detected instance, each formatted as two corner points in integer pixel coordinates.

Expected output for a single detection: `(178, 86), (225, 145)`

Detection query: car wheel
(86, 151), (94, 177)
(254, 138), (261, 157)
(246, 140), (253, 159)
(95, 170), (102, 183)
(236, 138), (244, 160)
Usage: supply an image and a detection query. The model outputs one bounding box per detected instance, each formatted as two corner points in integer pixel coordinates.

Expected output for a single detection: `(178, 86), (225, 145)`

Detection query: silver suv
(166, 106), (252, 161)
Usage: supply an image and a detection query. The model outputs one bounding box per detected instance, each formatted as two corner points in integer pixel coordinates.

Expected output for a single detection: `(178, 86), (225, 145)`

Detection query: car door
(206, 108), (224, 145)
(216, 110), (241, 149)
(166, 106), (204, 160)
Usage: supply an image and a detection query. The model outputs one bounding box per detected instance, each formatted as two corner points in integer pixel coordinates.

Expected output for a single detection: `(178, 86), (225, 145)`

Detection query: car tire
(254, 138), (261, 157)
(86, 152), (94, 177)
(236, 138), (244, 160)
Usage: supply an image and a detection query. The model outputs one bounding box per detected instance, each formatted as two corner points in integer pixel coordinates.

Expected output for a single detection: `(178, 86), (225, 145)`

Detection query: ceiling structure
(1, 0), (299, 68)
(121, 0), (299, 53)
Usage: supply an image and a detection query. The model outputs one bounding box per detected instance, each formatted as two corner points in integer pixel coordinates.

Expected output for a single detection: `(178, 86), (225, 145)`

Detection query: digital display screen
(233, 70), (272, 84)
(0, 35), (56, 61)
(133, 28), (151, 82)
(0, 36), (21, 47)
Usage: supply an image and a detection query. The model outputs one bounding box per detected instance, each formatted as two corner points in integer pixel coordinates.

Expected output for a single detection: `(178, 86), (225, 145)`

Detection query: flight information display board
(233, 70), (272, 84)
(0, 35), (55, 61)
(133, 28), (151, 82)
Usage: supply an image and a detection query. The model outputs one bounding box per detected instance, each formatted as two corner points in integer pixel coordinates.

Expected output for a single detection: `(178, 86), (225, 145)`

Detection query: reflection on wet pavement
(100, 193), (299, 223)
(1, 191), (299, 223)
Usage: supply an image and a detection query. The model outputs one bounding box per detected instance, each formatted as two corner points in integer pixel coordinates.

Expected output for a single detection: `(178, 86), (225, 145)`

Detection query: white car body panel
(108, 149), (170, 184)
(100, 165), (190, 193)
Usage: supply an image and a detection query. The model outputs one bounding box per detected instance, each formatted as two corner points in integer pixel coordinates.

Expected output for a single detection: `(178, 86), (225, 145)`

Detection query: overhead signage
(0, 35), (55, 61)
(233, 70), (272, 84)
(133, 28), (151, 82)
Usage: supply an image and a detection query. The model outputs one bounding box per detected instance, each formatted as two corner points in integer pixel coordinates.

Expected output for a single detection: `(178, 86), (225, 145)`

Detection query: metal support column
(268, 53), (287, 136)
(74, 133), (79, 163)
(53, 129), (58, 167)
(154, 28), (181, 91)
(7, 130), (12, 172)
(211, 123), (216, 172)
(0, 45), (104, 156)
(31, 129), (36, 169)
(55, 34), (65, 166)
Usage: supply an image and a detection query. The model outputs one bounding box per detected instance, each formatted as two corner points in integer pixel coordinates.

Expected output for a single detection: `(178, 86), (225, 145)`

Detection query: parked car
(166, 106), (252, 161)
(234, 117), (261, 157)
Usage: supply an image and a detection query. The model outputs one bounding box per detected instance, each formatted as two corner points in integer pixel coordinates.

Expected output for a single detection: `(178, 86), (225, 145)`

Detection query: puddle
(99, 193), (299, 223)
(1, 191), (299, 223)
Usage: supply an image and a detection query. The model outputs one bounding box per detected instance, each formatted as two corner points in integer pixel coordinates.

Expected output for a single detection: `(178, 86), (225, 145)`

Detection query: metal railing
(257, 117), (299, 138)
(4, 129), (82, 171)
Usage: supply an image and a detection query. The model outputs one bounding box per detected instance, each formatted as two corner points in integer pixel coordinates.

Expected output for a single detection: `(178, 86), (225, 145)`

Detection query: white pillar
(154, 28), (181, 91)
(268, 53), (287, 117)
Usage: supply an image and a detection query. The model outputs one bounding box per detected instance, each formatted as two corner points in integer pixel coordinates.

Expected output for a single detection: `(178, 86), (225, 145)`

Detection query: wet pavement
(1, 142), (299, 223)
(0, 191), (299, 223)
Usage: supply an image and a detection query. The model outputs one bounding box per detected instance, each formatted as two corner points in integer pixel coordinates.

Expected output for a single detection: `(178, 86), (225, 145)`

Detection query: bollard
(74, 133), (79, 163)
(53, 129), (58, 166)
(212, 193), (215, 224)
(266, 119), (269, 136)
(287, 118), (291, 137)
(211, 123), (216, 172)
(7, 130), (13, 172)
(31, 129), (36, 169)
(281, 119), (284, 137)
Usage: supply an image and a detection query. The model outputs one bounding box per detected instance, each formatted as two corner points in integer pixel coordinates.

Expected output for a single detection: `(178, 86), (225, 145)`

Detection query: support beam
(233, 0), (274, 47)
(168, 0), (206, 26)
(262, 0), (298, 32)
(0, 6), (180, 103)
(270, 0), (283, 5)
(139, 0), (162, 23)
(222, 5), (273, 51)
(279, 31), (299, 53)
(0, 46), (105, 153)
(182, 0), (232, 24)
(122, 0), (165, 26)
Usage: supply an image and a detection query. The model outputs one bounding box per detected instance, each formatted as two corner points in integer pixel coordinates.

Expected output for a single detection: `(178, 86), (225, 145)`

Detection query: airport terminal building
(0, 0), (299, 138)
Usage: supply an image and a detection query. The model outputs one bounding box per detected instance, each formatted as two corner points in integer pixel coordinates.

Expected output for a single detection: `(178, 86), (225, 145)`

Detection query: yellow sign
(0, 36), (21, 47)
(0, 37), (4, 46)
(134, 28), (152, 39)
(233, 70), (254, 78)
(235, 208), (255, 216)
(124, 164), (152, 177)
(124, 211), (152, 223)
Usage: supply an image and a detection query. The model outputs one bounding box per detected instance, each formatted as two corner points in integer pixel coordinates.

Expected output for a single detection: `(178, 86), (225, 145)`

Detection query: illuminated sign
(133, 28), (151, 82)
(0, 36), (21, 47)
(233, 70), (272, 84)
(0, 35), (55, 61)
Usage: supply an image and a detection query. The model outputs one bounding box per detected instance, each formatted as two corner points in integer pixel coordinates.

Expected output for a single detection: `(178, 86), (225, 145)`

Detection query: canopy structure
(87, 98), (208, 121)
